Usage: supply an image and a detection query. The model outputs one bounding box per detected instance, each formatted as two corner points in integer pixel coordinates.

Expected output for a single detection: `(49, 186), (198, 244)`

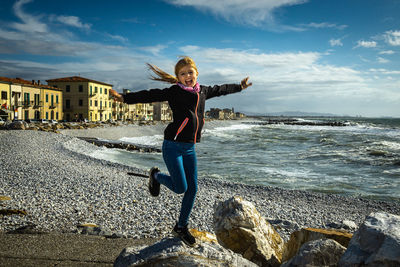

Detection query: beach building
(47, 76), (113, 122)
(0, 77), (63, 121)
(41, 85), (63, 121)
(121, 89), (159, 121)
(208, 108), (224, 119)
(153, 102), (172, 121)
(0, 80), (11, 120)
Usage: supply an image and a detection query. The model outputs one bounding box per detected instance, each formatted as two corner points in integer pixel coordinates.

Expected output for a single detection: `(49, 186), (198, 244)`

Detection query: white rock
(339, 212), (400, 266)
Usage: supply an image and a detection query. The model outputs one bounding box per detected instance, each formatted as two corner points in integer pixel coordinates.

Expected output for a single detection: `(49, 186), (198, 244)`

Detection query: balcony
(89, 92), (97, 97)
(49, 103), (57, 109)
(33, 101), (43, 108)
(22, 101), (34, 108)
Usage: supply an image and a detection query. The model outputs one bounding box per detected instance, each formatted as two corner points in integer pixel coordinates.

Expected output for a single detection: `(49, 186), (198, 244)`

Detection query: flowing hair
(147, 56), (198, 84)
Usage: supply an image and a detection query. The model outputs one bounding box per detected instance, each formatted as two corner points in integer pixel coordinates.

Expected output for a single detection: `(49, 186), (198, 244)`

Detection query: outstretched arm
(241, 77), (252, 90)
(205, 77), (252, 100)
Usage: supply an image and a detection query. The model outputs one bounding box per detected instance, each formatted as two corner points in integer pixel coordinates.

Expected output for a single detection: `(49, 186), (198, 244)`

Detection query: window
(95, 100), (98, 107)
(56, 112), (59, 119)
(79, 85), (83, 92)
(95, 87), (98, 93)
(105, 88), (108, 95)
(66, 99), (70, 108)
(34, 94), (40, 105)
(46, 94), (49, 103)
(24, 93), (30, 104)
(100, 87), (103, 94)
(51, 95), (54, 106)
(66, 85), (70, 92)
(56, 95), (59, 103)
(79, 99), (83, 106)
(90, 100), (92, 106)
(1, 91), (7, 100)
(46, 112), (49, 119)
(90, 86), (92, 95)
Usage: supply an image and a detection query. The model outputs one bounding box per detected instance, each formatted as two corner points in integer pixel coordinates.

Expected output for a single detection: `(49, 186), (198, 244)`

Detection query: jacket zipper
(194, 92), (200, 143)
(174, 117), (189, 140)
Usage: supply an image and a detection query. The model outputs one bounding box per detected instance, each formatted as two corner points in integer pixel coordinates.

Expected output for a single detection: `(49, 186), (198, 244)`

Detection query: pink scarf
(177, 82), (200, 93)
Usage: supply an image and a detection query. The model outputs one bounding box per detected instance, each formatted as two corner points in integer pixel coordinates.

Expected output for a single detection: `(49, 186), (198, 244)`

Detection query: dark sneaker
(172, 223), (196, 246)
(149, 167), (160, 197)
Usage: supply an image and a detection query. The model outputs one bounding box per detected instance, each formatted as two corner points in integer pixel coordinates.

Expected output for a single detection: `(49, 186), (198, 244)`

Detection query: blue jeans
(156, 140), (198, 227)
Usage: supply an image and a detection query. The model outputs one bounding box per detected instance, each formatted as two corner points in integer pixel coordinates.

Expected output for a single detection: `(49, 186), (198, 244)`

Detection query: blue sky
(0, 0), (399, 117)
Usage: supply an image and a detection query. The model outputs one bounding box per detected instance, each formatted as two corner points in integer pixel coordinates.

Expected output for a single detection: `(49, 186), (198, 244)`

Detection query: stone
(339, 212), (400, 267)
(0, 209), (28, 216)
(0, 196), (12, 201)
(114, 234), (258, 267)
(281, 239), (346, 267)
(283, 227), (352, 262)
(213, 196), (284, 267)
(326, 219), (358, 232)
(8, 121), (26, 130)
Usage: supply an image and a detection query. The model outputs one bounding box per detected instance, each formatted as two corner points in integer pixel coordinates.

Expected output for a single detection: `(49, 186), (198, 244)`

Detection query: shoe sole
(172, 231), (196, 247)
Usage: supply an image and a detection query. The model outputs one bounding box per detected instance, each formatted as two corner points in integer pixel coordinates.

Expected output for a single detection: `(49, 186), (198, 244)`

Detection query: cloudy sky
(1, 0), (399, 117)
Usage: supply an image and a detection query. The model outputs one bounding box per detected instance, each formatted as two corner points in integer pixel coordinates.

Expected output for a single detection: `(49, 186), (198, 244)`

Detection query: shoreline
(1, 124), (400, 243)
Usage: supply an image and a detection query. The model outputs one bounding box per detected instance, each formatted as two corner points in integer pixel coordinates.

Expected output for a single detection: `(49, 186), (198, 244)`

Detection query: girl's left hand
(241, 77), (252, 89)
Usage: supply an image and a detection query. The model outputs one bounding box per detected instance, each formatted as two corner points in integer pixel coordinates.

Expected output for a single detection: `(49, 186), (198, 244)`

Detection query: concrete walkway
(0, 232), (158, 267)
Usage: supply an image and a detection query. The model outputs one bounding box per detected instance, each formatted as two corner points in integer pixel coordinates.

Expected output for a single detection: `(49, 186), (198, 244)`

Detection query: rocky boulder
(213, 196), (284, 267)
(339, 211), (400, 266)
(281, 239), (346, 267)
(114, 231), (258, 267)
(283, 227), (352, 262)
(7, 121), (27, 130)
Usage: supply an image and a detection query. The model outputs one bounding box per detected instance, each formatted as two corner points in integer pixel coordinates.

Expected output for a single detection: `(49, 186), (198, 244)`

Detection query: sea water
(90, 117), (400, 202)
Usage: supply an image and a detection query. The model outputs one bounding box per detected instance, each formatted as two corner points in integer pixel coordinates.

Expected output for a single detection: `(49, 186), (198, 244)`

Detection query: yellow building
(120, 89), (156, 121)
(153, 102), (172, 121)
(0, 80), (11, 120)
(47, 76), (113, 122)
(0, 77), (63, 121)
(41, 85), (63, 121)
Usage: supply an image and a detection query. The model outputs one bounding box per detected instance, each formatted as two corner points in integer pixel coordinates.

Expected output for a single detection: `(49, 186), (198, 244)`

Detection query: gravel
(1, 129), (399, 241)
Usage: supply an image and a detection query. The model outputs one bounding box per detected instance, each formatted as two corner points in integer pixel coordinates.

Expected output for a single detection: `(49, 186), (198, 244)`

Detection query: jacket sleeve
(203, 84), (242, 100)
(123, 87), (171, 104)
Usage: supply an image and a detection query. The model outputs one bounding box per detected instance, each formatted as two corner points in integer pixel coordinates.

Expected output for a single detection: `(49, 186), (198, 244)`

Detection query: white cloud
(355, 40), (377, 48)
(11, 0), (48, 33)
(379, 50), (395, 55)
(301, 22), (347, 30)
(369, 68), (400, 75)
(138, 44), (168, 56)
(165, 0), (308, 28)
(377, 57), (389, 64)
(330, 38), (343, 47)
(106, 34), (128, 43)
(54, 15), (91, 30)
(384, 30), (400, 46)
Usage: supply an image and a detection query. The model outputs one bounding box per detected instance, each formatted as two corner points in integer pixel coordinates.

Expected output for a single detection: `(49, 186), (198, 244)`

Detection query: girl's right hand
(109, 89), (124, 102)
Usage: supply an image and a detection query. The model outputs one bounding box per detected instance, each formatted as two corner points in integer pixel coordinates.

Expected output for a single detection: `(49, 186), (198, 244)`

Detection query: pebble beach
(1, 123), (400, 241)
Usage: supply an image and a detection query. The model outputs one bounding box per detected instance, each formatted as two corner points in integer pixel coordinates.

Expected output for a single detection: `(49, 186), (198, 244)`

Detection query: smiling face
(177, 64), (198, 87)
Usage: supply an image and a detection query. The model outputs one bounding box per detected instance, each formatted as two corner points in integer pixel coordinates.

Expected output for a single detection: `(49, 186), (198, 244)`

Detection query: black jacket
(123, 84), (242, 143)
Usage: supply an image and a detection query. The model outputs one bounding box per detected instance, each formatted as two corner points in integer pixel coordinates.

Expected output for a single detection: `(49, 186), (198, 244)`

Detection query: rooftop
(0, 77), (61, 90)
(46, 76), (113, 87)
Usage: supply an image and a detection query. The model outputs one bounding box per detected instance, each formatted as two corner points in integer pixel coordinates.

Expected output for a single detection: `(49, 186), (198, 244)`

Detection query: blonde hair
(147, 56), (198, 84)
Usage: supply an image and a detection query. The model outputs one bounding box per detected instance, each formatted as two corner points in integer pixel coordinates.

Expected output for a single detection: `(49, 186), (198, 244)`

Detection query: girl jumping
(110, 56), (252, 246)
